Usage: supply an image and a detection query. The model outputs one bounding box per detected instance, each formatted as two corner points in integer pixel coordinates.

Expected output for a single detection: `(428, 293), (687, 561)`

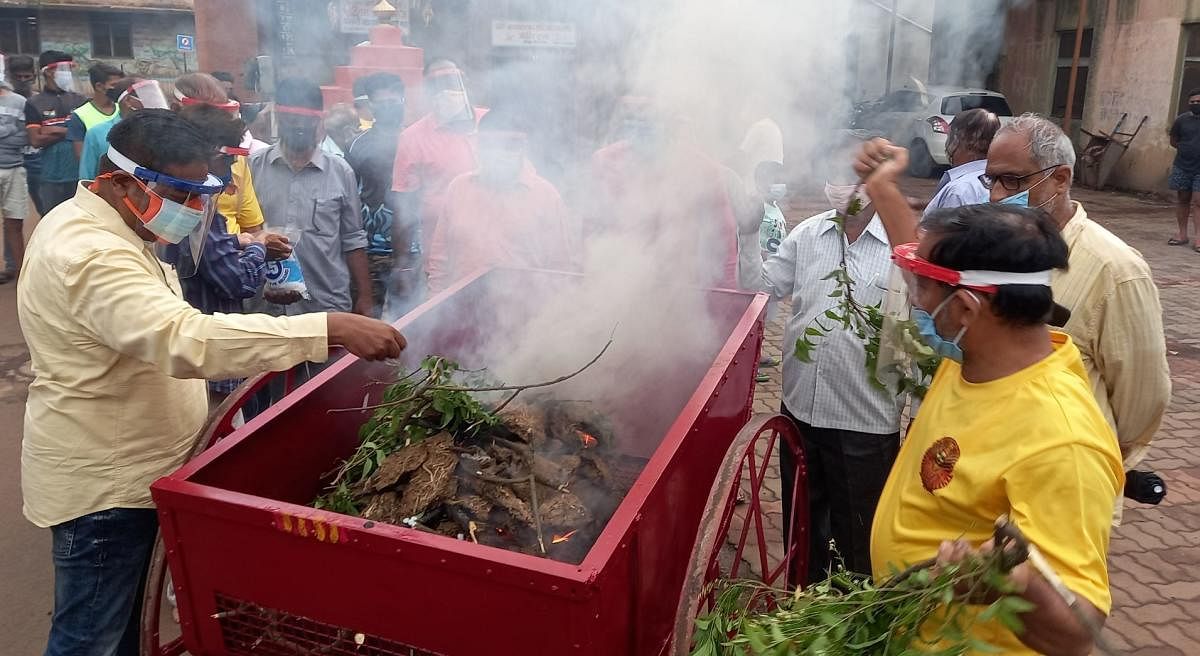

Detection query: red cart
(144, 268), (808, 656)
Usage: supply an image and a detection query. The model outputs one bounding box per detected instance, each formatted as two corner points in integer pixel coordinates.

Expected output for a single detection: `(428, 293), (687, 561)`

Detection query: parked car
(850, 87), (1014, 177)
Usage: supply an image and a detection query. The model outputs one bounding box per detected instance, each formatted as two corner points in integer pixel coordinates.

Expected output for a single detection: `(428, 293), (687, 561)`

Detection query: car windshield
(941, 94), (1012, 116)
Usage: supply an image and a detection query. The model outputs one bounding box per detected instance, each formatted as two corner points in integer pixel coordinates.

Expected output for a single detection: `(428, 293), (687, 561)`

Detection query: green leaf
(805, 327), (824, 337)
(794, 339), (814, 363)
(828, 289), (843, 298)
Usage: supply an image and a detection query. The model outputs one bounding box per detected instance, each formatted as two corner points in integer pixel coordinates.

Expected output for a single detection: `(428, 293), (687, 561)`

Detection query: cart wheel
(140, 372), (277, 656)
(670, 413), (808, 656)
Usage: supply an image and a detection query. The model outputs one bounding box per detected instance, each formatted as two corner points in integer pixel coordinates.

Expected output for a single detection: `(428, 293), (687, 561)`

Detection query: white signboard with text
(491, 20), (577, 48)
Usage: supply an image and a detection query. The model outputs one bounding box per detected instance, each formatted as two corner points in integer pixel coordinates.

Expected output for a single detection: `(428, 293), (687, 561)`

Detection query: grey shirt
(0, 90), (29, 169)
(248, 145), (366, 314)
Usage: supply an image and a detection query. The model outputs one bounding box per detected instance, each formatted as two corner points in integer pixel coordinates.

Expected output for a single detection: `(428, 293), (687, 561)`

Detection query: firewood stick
(530, 473), (546, 554)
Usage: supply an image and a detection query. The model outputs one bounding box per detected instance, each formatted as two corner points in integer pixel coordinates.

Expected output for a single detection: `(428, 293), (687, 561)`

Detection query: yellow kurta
(18, 183), (328, 528)
(871, 332), (1123, 654)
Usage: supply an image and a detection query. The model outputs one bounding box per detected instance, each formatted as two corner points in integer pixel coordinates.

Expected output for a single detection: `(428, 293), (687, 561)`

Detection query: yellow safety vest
(73, 101), (117, 130)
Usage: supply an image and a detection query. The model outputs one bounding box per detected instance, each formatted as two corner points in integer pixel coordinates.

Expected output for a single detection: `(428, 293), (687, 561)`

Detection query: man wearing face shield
(739, 145), (901, 583)
(249, 77), (374, 318)
(17, 109), (406, 656)
(78, 78), (169, 180)
(25, 51), (85, 213)
(173, 72), (267, 237)
(426, 107), (577, 294)
(857, 115), (1170, 524)
(390, 59), (485, 304)
(871, 203), (1122, 656)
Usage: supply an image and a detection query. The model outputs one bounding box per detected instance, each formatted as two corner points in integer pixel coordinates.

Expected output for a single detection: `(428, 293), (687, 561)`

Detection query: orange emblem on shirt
(920, 436), (960, 492)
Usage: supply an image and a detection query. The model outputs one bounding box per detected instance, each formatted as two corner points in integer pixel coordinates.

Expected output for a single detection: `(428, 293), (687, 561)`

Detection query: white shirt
(923, 159), (989, 217)
(759, 210), (901, 434)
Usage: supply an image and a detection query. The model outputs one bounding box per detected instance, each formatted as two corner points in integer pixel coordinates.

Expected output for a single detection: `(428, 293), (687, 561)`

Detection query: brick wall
(39, 9), (197, 83)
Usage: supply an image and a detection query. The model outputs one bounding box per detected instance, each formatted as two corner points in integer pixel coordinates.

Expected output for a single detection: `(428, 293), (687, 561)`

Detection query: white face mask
(824, 181), (868, 213)
(52, 69), (74, 93)
(766, 183), (788, 202)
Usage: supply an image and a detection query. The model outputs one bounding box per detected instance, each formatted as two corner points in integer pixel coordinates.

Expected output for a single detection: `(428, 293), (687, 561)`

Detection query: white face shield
(42, 61), (77, 93)
(424, 67), (473, 125)
(118, 79), (170, 111)
(106, 146), (226, 278)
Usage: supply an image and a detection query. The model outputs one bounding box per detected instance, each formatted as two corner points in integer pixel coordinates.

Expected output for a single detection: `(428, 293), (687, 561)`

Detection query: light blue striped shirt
(760, 210), (901, 434)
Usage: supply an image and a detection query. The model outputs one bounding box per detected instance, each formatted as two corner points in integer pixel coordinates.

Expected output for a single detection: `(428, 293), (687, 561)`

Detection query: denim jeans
(46, 508), (159, 656)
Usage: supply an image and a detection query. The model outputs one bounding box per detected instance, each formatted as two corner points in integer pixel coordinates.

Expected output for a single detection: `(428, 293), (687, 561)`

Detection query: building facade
(0, 1), (196, 82)
(1000, 0), (1200, 192)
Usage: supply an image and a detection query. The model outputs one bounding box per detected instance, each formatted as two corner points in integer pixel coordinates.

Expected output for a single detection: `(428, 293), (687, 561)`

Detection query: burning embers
(345, 400), (630, 563)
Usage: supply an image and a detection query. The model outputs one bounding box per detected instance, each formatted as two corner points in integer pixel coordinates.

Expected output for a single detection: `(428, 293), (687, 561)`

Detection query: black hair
(363, 72), (405, 100)
(754, 161), (785, 188)
(920, 204), (1068, 326)
(109, 76), (141, 99)
(178, 103), (246, 148)
(211, 70), (234, 84)
(424, 58), (458, 76)
(8, 54), (34, 73)
(948, 108), (1001, 158)
(38, 50), (72, 69)
(274, 77), (323, 111)
(1188, 88), (1200, 100)
(89, 63), (123, 87)
(102, 109), (212, 174)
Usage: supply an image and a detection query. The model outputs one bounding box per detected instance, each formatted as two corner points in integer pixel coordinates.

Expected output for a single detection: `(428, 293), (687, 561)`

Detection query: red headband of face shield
(891, 242), (1054, 294)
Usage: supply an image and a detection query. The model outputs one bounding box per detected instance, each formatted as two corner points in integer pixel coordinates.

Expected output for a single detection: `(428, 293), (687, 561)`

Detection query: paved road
(0, 180), (1196, 652)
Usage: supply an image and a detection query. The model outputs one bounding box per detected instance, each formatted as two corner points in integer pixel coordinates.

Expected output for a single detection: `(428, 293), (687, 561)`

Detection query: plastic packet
(264, 226), (310, 300)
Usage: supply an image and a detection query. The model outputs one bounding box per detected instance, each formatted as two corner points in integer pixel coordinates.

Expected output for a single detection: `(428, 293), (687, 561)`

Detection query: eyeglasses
(978, 164), (1061, 192)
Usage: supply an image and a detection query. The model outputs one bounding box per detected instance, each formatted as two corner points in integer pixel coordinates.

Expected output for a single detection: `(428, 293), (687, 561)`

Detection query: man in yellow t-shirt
(218, 154), (265, 234)
(870, 204), (1123, 656)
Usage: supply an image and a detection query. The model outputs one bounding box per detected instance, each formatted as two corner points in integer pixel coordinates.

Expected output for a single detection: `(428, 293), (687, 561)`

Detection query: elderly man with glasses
(857, 113), (1170, 524)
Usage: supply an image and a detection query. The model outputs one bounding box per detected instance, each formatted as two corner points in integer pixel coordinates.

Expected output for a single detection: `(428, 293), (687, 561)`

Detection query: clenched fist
(853, 138), (909, 187)
(327, 313), (407, 360)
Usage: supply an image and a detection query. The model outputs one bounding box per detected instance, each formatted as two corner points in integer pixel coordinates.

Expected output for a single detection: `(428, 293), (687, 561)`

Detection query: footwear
(756, 371), (771, 383)
(1168, 238), (1189, 246)
(759, 356), (780, 368)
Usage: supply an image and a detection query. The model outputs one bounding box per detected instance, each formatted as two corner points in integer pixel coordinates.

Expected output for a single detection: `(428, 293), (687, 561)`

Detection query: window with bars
(91, 17), (132, 58)
(1051, 28), (1092, 120)
(0, 11), (40, 55)
(1178, 24), (1200, 116)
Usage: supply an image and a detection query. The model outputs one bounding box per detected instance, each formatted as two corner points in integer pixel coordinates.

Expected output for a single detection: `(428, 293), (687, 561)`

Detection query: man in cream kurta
(18, 109), (405, 656)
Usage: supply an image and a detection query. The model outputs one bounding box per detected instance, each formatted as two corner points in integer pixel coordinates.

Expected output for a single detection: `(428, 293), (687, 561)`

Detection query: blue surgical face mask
(911, 290), (977, 363)
(997, 170), (1057, 208)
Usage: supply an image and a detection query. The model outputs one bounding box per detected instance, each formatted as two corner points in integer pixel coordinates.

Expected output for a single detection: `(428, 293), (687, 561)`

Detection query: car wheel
(908, 140), (937, 178)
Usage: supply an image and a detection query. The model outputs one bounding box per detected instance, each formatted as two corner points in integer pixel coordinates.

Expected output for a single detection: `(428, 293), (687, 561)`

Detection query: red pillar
(194, 0), (261, 99)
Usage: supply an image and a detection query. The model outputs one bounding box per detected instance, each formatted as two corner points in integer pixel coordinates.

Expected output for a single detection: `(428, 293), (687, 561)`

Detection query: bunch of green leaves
(792, 198), (940, 398)
(691, 552), (1033, 656)
(313, 356), (500, 514)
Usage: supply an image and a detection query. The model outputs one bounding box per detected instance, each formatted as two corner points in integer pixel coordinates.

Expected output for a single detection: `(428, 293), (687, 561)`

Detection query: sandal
(1168, 238), (1189, 246)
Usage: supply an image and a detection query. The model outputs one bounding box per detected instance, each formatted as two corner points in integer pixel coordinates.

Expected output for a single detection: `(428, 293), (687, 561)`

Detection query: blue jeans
(46, 508), (158, 656)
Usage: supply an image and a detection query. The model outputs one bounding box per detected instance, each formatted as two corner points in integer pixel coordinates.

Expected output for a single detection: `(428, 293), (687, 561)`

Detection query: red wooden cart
(144, 268), (808, 656)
